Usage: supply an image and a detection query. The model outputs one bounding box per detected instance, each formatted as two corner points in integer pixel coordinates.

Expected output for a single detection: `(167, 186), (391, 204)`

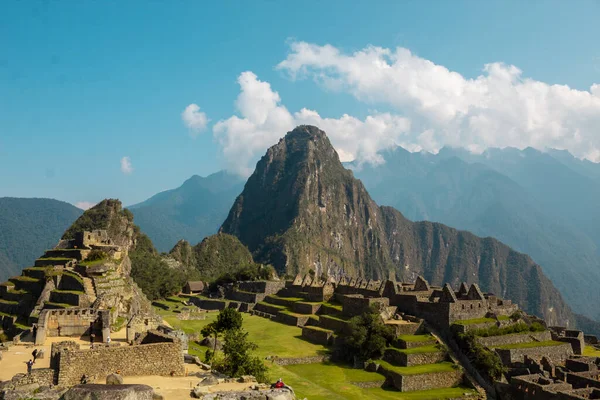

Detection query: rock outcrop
(220, 125), (574, 325)
(62, 384), (157, 400)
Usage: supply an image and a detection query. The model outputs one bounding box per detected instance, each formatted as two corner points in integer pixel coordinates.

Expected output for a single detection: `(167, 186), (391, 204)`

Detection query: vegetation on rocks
(455, 331), (505, 381)
(336, 304), (394, 362)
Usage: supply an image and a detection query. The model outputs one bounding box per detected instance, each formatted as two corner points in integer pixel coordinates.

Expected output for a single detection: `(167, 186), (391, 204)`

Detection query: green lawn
(158, 308), (327, 359)
(493, 340), (564, 350)
(273, 362), (473, 400)
(377, 361), (458, 376)
(453, 317), (496, 325)
(389, 345), (441, 355)
(398, 334), (433, 343)
(583, 346), (600, 357)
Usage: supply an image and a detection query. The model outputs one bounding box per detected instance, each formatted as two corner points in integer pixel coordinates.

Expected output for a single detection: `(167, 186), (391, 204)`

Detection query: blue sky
(1, 1), (599, 207)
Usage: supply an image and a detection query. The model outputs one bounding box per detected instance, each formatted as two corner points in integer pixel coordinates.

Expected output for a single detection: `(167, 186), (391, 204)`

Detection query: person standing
(32, 349), (38, 362)
(26, 359), (34, 374)
(32, 324), (38, 341)
(90, 332), (95, 349)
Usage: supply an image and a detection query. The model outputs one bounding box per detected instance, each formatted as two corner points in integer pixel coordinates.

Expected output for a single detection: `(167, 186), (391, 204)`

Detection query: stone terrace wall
(237, 281), (285, 295)
(56, 342), (184, 386)
(383, 368), (463, 392)
(477, 331), (552, 348)
(496, 343), (574, 365)
(0, 369), (54, 390)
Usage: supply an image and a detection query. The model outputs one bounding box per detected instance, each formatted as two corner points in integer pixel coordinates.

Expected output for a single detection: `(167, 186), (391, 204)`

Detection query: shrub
(85, 249), (108, 262)
(335, 304), (394, 363)
(456, 332), (505, 381)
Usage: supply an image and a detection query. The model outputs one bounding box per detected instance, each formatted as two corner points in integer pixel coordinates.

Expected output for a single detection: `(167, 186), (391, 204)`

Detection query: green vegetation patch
(453, 317), (496, 325)
(257, 301), (287, 310)
(319, 314), (350, 322)
(304, 326), (334, 333)
(378, 360), (458, 376)
(79, 258), (108, 267)
(493, 340), (565, 350)
(267, 294), (304, 302)
(52, 289), (84, 295)
(388, 344), (441, 355)
(398, 334), (433, 343)
(10, 276), (39, 282)
(583, 346), (600, 357)
(470, 322), (546, 337)
(0, 299), (18, 305)
(37, 257), (74, 262)
(44, 301), (72, 309)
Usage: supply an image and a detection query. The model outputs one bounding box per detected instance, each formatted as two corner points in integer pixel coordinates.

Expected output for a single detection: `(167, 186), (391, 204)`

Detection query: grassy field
(156, 306), (476, 399)
(269, 362), (474, 400)
(378, 361), (458, 376)
(493, 340), (564, 350)
(389, 345), (441, 355)
(397, 334), (433, 343)
(583, 346), (600, 357)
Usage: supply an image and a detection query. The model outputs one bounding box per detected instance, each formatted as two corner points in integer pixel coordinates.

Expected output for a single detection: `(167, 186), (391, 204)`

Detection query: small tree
(218, 328), (268, 383)
(337, 304), (394, 363)
(201, 308), (244, 362)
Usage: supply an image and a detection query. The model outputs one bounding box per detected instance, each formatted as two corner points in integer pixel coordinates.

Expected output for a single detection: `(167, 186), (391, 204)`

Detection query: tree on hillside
(218, 327), (268, 383)
(201, 308), (244, 361)
(336, 304), (394, 363)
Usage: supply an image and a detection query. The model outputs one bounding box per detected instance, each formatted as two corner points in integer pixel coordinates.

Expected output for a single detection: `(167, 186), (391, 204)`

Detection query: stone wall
(274, 312), (309, 327)
(188, 298), (228, 311)
(273, 355), (330, 366)
(566, 371), (600, 389)
(227, 290), (264, 304)
(301, 326), (333, 345)
(237, 281), (285, 295)
(341, 295), (389, 317)
(476, 331), (552, 348)
(318, 315), (350, 334)
(380, 366), (463, 392)
(293, 302), (320, 314)
(383, 348), (446, 367)
(0, 369), (54, 391)
(36, 308), (108, 345)
(55, 341), (184, 386)
(496, 343), (574, 365)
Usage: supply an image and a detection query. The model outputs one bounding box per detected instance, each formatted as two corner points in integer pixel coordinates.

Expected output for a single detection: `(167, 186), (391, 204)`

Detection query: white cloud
(277, 41), (600, 162)
(75, 201), (96, 210)
(120, 156), (133, 175)
(212, 72), (411, 176)
(181, 104), (209, 136)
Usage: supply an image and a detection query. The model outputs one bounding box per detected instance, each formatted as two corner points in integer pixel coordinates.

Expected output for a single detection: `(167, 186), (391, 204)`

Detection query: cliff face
(221, 125), (574, 326)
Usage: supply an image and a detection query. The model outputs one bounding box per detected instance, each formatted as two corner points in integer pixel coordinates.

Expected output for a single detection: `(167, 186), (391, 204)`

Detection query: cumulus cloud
(120, 156), (133, 175)
(213, 71), (411, 176)
(277, 41), (600, 161)
(181, 104), (209, 136)
(75, 201), (96, 210)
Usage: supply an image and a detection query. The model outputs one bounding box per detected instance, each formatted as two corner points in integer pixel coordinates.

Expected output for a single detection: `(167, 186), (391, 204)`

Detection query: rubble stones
(62, 384), (156, 400)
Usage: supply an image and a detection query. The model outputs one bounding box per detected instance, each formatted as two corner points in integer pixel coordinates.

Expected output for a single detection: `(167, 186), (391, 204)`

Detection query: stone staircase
(83, 277), (97, 304)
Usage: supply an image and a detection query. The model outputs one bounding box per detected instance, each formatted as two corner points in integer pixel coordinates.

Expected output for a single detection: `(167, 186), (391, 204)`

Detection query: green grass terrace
(493, 340), (565, 350)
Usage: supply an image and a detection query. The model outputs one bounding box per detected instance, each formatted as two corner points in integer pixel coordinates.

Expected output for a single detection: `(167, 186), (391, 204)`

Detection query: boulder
(238, 375), (257, 383)
(106, 373), (124, 385)
(191, 385), (210, 398)
(62, 384), (155, 400)
(198, 388), (295, 400)
(200, 336), (223, 350)
(197, 375), (219, 386)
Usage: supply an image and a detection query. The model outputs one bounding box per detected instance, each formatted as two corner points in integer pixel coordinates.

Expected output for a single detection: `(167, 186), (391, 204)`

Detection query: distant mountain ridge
(0, 197), (82, 282)
(350, 145), (600, 322)
(129, 171), (244, 252)
(220, 125), (574, 326)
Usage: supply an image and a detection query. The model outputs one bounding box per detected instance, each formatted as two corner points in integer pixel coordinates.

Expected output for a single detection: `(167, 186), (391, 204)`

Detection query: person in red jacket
(274, 378), (284, 389)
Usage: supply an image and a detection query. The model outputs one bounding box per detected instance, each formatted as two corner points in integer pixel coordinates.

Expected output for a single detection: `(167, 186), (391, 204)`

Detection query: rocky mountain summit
(221, 125), (574, 326)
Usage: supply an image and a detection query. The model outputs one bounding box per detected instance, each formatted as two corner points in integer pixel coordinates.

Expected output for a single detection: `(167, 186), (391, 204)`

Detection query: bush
(470, 322), (546, 337)
(335, 304), (394, 363)
(456, 332), (505, 381)
(210, 264), (277, 291)
(85, 249), (108, 262)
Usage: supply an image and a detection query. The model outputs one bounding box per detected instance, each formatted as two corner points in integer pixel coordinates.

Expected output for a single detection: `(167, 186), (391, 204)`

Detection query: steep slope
(0, 198), (82, 281)
(221, 125), (574, 326)
(129, 171), (244, 252)
(351, 148), (600, 321)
